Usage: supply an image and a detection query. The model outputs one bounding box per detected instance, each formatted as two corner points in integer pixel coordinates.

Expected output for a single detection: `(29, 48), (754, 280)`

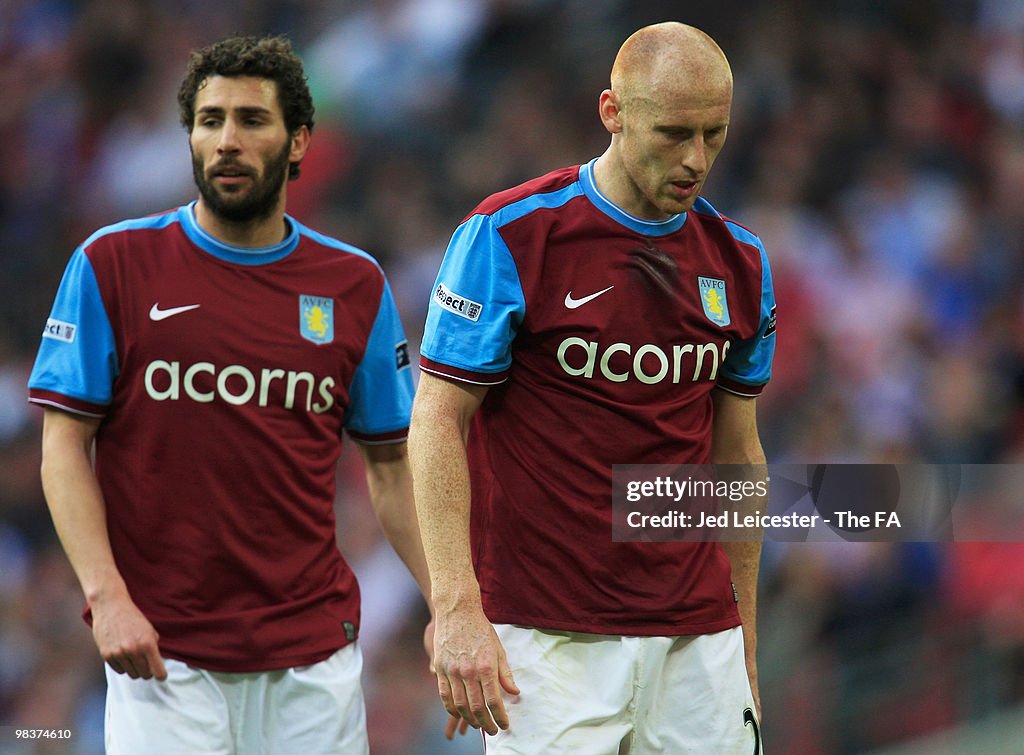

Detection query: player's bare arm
(711, 389), (766, 719)
(408, 373), (520, 737)
(39, 408), (167, 682)
(357, 441), (433, 607)
(358, 440), (438, 694)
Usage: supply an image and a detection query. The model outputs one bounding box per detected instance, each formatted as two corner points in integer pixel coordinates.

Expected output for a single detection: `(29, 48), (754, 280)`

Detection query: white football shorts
(104, 643), (368, 754)
(485, 624), (761, 755)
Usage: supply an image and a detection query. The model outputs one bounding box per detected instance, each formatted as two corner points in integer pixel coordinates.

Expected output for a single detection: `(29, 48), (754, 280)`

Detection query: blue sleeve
(721, 241), (776, 390)
(419, 213), (526, 383)
(344, 279), (414, 442)
(28, 247), (119, 414)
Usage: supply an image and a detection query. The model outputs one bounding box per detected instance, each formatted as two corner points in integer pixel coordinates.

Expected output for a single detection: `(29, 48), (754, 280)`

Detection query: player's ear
(289, 125), (311, 164)
(599, 89), (624, 134)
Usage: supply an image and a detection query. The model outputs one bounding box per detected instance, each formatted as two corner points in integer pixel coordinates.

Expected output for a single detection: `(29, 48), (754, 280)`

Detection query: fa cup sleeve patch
(43, 318), (78, 343)
(433, 282), (482, 322)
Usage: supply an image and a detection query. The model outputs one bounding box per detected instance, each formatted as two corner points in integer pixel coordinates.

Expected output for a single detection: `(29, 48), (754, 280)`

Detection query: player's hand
(423, 617), (471, 738)
(424, 616), (436, 669)
(444, 713), (471, 740)
(432, 604), (519, 736)
(90, 591), (167, 681)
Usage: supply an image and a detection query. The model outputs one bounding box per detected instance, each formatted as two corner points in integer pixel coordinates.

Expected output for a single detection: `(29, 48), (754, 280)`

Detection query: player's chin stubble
(191, 141), (292, 223)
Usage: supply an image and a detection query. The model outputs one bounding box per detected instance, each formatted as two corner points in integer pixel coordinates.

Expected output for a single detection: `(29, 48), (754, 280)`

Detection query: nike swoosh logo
(564, 285), (614, 309)
(149, 303), (201, 321)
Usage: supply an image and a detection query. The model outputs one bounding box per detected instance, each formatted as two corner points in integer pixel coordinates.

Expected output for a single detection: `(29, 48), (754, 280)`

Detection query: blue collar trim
(178, 202), (299, 265)
(579, 158), (687, 236)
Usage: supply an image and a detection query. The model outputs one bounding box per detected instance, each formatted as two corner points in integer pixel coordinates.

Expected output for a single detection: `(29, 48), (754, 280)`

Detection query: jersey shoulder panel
(468, 166), (583, 226)
(78, 209), (183, 264)
(294, 222), (387, 276)
(691, 197), (767, 258)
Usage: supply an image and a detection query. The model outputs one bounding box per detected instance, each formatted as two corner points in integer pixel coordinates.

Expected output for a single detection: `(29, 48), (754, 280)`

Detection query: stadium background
(2, 0), (1024, 752)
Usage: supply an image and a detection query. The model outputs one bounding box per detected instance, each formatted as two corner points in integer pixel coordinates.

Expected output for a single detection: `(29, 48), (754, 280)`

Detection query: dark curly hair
(178, 35), (314, 180)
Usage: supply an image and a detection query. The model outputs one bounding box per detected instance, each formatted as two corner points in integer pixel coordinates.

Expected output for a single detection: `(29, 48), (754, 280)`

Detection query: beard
(192, 140), (292, 224)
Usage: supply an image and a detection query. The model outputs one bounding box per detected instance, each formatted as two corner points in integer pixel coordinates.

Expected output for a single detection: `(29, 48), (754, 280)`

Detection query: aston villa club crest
(300, 295), (334, 344)
(698, 276), (730, 327)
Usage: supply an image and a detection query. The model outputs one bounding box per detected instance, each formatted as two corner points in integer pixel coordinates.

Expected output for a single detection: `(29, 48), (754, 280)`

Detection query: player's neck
(193, 198), (289, 249)
(592, 150), (670, 222)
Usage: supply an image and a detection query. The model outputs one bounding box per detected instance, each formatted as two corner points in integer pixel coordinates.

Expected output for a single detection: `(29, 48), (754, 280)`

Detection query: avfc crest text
(300, 295), (334, 345)
(698, 277), (730, 327)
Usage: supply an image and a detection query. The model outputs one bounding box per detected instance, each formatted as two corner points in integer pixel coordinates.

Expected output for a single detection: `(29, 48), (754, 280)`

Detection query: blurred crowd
(2, 0), (1024, 752)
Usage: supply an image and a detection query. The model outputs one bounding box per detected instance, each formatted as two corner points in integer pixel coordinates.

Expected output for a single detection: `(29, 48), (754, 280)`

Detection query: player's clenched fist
(91, 591), (167, 681)
(432, 604), (519, 737)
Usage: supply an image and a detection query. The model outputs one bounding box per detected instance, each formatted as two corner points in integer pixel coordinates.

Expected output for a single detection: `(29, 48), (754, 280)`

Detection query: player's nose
(216, 119), (242, 153)
(681, 135), (708, 176)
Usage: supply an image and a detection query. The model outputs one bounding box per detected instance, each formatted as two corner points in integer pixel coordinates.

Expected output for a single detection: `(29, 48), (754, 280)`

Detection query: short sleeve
(344, 280), (414, 443)
(418, 213), (526, 384)
(718, 241), (776, 397)
(28, 247), (119, 416)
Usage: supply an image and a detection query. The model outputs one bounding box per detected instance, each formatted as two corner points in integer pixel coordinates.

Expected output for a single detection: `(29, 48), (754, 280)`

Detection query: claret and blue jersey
(420, 159), (776, 636)
(28, 202), (413, 672)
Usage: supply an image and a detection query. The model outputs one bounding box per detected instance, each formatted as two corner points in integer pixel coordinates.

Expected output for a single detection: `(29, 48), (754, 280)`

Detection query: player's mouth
(668, 180), (700, 199)
(210, 164), (255, 186)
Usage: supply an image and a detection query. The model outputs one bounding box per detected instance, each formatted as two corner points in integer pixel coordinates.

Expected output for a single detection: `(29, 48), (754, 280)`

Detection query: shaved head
(610, 22), (732, 112)
(593, 22), (735, 219)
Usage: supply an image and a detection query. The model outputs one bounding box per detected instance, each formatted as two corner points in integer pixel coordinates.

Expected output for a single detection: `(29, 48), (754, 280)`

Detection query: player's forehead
(638, 90), (732, 130)
(194, 75), (283, 118)
(652, 64), (730, 105)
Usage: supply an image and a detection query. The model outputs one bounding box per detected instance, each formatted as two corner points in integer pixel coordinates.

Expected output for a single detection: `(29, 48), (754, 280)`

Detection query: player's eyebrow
(653, 122), (728, 135)
(196, 105), (274, 117)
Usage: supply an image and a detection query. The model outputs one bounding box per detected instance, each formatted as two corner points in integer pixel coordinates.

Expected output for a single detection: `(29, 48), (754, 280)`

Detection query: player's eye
(660, 129), (690, 142)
